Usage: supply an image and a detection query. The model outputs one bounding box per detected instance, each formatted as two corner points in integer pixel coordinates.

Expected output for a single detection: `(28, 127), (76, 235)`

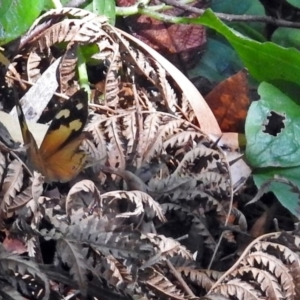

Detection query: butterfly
(15, 89), (88, 183)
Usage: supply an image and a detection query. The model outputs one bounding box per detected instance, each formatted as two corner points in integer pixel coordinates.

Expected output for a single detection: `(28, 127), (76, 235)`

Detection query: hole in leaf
(263, 111), (285, 136)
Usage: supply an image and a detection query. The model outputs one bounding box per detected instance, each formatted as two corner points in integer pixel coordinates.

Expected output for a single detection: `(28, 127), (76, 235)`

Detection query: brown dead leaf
(205, 69), (250, 133)
(3, 235), (27, 254)
(249, 210), (268, 238)
(249, 202), (278, 238)
(116, 0), (208, 71)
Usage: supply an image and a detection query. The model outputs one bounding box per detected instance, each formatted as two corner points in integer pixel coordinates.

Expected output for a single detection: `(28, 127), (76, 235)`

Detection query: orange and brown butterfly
(15, 89), (89, 183)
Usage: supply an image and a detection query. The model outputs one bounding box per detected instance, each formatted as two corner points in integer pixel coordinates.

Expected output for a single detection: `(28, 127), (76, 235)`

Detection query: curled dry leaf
(66, 179), (101, 215)
(209, 231), (300, 300)
(103, 190), (166, 223)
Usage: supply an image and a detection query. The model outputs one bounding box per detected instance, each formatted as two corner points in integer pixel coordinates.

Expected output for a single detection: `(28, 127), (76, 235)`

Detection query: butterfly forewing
(15, 98), (46, 175)
(39, 89), (88, 159)
(16, 89), (89, 182)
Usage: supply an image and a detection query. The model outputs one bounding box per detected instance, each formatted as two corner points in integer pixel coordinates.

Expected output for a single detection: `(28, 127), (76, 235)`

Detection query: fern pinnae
(104, 117), (126, 170)
(27, 52), (42, 83)
(177, 267), (216, 292)
(104, 190), (144, 219)
(172, 146), (221, 177)
(59, 45), (78, 93)
(155, 61), (178, 114)
(0, 151), (5, 180)
(0, 282), (24, 300)
(0, 246), (49, 300)
(139, 192), (166, 223)
(86, 117), (108, 157)
(56, 238), (89, 296)
(254, 241), (300, 266)
(143, 119), (184, 162)
(95, 255), (131, 289)
(146, 233), (192, 261)
(245, 251), (295, 297)
(122, 112), (137, 158)
(139, 113), (161, 161)
(8, 185), (32, 212)
(163, 130), (205, 150)
(214, 278), (263, 299)
(104, 43), (121, 106)
(2, 160), (24, 212)
(142, 267), (187, 300)
(112, 29), (157, 84)
(231, 266), (284, 299)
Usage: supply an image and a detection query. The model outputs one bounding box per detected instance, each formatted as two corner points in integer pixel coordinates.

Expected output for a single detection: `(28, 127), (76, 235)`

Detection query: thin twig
(166, 259), (195, 298)
(160, 0), (300, 29)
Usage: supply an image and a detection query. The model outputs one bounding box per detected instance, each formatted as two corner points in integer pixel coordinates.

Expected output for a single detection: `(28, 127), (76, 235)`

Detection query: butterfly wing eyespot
(16, 89), (89, 182)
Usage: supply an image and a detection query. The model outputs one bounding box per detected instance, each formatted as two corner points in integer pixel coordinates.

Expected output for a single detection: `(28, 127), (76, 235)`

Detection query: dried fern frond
(208, 231), (300, 300)
(139, 267), (188, 300)
(0, 244), (49, 300)
(0, 282), (24, 300)
(178, 267), (222, 295)
(42, 212), (157, 262)
(56, 239), (89, 296)
(146, 233), (193, 261)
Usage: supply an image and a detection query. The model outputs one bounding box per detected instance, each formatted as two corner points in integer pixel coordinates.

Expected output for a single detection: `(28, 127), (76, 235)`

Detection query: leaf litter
(0, 6), (297, 300)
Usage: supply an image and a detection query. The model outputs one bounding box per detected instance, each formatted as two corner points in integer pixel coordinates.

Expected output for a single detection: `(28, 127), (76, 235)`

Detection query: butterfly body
(16, 90), (88, 183)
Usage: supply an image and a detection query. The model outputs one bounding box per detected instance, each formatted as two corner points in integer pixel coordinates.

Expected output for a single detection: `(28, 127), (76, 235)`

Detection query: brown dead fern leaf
(208, 231), (300, 300)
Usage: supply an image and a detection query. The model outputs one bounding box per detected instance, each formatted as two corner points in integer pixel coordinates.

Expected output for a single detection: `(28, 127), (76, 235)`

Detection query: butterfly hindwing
(43, 137), (87, 182)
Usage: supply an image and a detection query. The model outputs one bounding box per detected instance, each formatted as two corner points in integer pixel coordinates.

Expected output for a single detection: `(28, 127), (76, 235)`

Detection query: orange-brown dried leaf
(3, 234), (27, 254)
(205, 69), (250, 133)
(116, 0), (208, 70)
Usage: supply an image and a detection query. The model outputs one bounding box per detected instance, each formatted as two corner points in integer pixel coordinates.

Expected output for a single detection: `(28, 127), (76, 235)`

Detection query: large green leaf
(253, 167), (300, 219)
(245, 82), (300, 168)
(188, 9), (300, 94)
(0, 0), (44, 45)
(286, 0), (300, 8)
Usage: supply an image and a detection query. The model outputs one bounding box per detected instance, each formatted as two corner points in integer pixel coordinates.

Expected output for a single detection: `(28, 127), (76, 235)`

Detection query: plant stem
(116, 0), (300, 29)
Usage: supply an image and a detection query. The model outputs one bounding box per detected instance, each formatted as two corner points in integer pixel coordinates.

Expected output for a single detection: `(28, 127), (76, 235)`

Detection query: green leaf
(188, 37), (243, 82)
(245, 82), (300, 168)
(84, 0), (116, 25)
(286, 0), (300, 9)
(272, 27), (300, 49)
(211, 0), (252, 14)
(189, 9), (300, 94)
(0, 0), (44, 45)
(253, 167), (300, 218)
